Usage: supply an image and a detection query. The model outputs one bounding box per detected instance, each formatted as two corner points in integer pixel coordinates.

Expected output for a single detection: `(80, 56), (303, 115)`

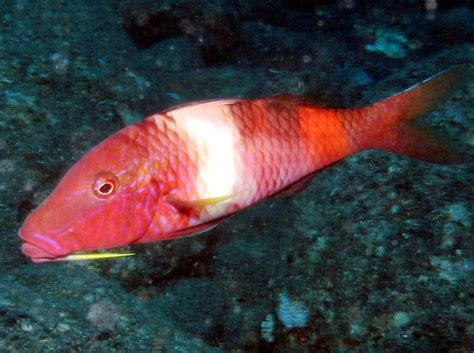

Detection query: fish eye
(93, 172), (119, 199)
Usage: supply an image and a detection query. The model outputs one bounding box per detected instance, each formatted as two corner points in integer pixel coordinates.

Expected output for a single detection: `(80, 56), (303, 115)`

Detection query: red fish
(19, 66), (467, 262)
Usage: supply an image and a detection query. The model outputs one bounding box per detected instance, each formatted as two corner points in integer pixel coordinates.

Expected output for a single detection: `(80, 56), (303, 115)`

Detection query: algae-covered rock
(0, 265), (224, 353)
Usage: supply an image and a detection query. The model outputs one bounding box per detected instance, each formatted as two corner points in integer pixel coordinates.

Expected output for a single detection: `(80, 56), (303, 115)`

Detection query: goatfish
(19, 66), (468, 262)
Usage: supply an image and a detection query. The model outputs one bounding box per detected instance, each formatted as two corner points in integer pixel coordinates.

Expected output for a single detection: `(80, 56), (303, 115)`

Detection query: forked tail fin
(355, 64), (470, 163)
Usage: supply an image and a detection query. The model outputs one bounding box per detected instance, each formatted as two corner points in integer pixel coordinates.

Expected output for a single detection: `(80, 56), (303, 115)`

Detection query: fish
(19, 65), (468, 262)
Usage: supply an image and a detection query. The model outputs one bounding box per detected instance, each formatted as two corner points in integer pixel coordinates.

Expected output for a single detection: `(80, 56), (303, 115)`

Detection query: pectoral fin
(166, 193), (238, 214)
(170, 194), (235, 208)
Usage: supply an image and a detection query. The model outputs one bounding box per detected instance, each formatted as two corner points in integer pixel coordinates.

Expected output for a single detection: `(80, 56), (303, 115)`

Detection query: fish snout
(19, 219), (69, 262)
(21, 242), (57, 263)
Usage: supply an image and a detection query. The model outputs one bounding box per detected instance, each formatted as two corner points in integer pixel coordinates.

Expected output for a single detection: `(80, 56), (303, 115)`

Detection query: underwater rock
(365, 27), (409, 59)
(240, 21), (349, 71)
(261, 313), (276, 342)
(122, 1), (242, 65)
(0, 266), (224, 352)
(277, 292), (310, 329)
(433, 7), (474, 44)
(153, 38), (204, 71)
(285, 0), (338, 11)
(150, 278), (228, 342)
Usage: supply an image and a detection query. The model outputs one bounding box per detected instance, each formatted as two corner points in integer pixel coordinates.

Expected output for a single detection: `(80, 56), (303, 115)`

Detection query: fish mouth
(19, 222), (68, 262)
(21, 242), (64, 263)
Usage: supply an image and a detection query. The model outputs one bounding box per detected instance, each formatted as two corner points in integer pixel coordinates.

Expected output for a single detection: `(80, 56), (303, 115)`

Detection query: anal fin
(273, 173), (315, 198)
(163, 218), (223, 239)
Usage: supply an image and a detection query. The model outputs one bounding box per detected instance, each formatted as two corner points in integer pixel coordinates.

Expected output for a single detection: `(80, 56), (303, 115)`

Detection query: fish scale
(232, 100), (305, 203)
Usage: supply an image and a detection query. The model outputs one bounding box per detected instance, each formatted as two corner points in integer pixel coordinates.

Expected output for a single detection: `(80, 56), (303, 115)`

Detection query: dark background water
(0, 0), (472, 352)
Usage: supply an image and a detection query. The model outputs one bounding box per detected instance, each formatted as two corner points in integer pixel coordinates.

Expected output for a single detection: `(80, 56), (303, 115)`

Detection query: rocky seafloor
(0, 0), (473, 352)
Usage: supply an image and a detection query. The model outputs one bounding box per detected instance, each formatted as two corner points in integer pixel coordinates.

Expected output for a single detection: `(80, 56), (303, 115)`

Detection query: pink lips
(21, 242), (57, 263)
(19, 220), (64, 263)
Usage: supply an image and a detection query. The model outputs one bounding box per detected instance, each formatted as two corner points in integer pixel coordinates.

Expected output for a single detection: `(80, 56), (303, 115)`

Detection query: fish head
(19, 128), (160, 262)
